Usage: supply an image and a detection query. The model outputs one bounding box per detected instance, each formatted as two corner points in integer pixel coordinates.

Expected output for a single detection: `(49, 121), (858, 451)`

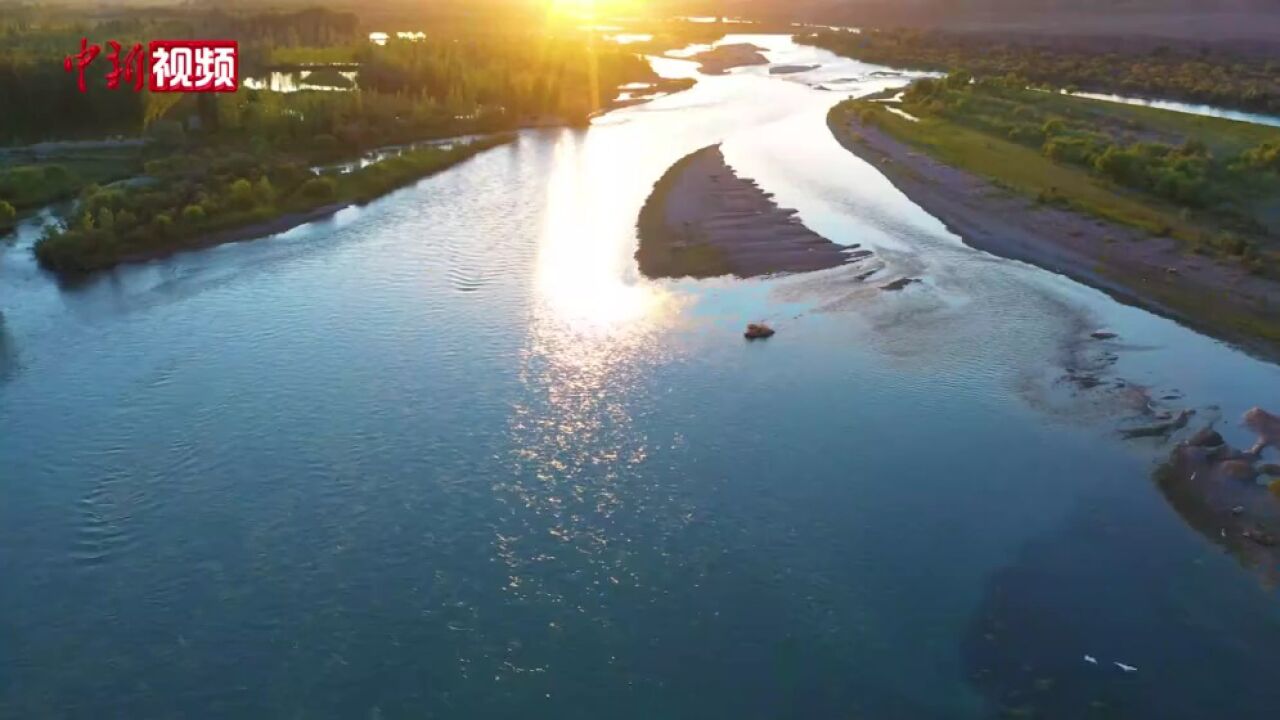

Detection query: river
(2, 35), (1279, 719)
(1070, 90), (1280, 128)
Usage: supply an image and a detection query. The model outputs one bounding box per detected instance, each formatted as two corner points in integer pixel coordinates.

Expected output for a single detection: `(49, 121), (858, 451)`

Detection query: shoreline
(29, 74), (697, 277)
(114, 202), (349, 268)
(827, 111), (1280, 361)
(41, 135), (518, 277)
(687, 43), (769, 75)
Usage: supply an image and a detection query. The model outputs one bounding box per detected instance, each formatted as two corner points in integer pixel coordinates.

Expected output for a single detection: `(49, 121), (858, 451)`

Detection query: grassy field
(835, 78), (1280, 276)
(837, 102), (1193, 237)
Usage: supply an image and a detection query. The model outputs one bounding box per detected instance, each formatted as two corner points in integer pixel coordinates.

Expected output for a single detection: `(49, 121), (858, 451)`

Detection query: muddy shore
(636, 144), (855, 279)
(828, 112), (1280, 360)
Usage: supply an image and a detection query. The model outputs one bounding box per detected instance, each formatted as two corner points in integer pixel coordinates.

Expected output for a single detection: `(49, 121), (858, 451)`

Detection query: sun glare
(549, 0), (598, 19)
(549, 0), (645, 20)
(535, 131), (676, 334)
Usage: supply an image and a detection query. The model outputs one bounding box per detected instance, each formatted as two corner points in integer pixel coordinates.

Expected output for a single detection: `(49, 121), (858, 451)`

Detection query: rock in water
(880, 277), (920, 291)
(1185, 427), (1225, 448)
(1244, 407), (1280, 454)
(1220, 460), (1259, 482)
(1121, 409), (1194, 439)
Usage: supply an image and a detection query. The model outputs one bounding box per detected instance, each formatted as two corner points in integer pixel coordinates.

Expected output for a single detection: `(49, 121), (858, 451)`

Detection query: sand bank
(636, 144), (855, 279)
(688, 44), (768, 75)
(770, 64), (819, 75)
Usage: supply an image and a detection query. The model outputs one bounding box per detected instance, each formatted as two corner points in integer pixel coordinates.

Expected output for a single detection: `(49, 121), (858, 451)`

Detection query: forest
(800, 28), (1280, 116)
(0, 5), (670, 145)
(0, 3), (699, 272)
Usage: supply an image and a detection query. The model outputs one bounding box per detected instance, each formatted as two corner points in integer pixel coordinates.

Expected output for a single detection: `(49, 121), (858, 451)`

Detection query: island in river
(687, 43), (769, 75)
(827, 79), (1280, 359)
(636, 144), (861, 279)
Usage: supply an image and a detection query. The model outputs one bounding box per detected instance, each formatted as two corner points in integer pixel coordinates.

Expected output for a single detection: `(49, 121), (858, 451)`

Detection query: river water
(2, 36), (1279, 719)
(1070, 90), (1280, 128)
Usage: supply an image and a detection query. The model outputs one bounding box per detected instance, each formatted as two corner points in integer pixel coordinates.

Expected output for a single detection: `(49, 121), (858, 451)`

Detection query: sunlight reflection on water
(534, 131), (679, 334)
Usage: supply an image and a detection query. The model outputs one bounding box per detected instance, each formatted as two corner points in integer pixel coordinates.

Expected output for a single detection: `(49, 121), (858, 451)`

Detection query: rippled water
(2, 36), (1280, 719)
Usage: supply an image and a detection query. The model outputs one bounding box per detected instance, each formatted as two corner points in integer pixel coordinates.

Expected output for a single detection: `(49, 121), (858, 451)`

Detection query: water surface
(2, 35), (1279, 719)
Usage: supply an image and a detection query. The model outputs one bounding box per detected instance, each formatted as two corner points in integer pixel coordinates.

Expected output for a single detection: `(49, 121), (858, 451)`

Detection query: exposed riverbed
(2, 35), (1279, 719)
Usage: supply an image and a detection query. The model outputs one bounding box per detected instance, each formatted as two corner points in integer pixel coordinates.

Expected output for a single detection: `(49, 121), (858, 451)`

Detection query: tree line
(801, 29), (1280, 116)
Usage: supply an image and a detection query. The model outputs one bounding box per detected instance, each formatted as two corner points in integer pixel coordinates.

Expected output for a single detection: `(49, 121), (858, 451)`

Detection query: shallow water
(1070, 90), (1280, 128)
(2, 36), (1279, 719)
(243, 69), (359, 93)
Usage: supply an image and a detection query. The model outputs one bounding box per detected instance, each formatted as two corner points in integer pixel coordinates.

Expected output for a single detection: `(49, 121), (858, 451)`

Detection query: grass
(830, 88), (1280, 355)
(1031, 91), (1280, 158)
(832, 86), (1280, 266)
(853, 104), (1191, 237)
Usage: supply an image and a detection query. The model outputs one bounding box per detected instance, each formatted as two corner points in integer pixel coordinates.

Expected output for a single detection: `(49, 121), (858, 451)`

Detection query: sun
(549, 0), (595, 15)
(548, 0), (611, 20)
(547, 0), (647, 21)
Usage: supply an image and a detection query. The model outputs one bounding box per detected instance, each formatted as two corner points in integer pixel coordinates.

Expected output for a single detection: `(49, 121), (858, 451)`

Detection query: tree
(0, 200), (16, 229)
(181, 204), (206, 224)
(115, 209), (138, 231)
(945, 69), (973, 89)
(151, 213), (172, 237)
(229, 179), (255, 211)
(255, 176), (275, 205)
(299, 176), (337, 202)
(148, 120), (185, 147)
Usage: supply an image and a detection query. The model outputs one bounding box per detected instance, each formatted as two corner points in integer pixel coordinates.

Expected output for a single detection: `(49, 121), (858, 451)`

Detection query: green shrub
(1007, 124), (1045, 146)
(905, 78), (939, 102)
(255, 176), (275, 205)
(1041, 118), (1065, 137)
(0, 200), (15, 230)
(298, 176), (337, 202)
(945, 70), (973, 89)
(1215, 232), (1247, 256)
(181, 204), (206, 224)
(228, 178), (255, 211)
(116, 209), (138, 231)
(1241, 142), (1280, 172)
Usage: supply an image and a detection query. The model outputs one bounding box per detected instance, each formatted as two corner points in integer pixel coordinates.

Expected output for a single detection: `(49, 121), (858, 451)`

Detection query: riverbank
(35, 134), (516, 275)
(636, 144), (856, 279)
(827, 103), (1280, 359)
(113, 202), (348, 267)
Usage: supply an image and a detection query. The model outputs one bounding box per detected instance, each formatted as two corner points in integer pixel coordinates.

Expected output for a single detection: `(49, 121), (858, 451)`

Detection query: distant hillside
(710, 0), (1280, 41)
